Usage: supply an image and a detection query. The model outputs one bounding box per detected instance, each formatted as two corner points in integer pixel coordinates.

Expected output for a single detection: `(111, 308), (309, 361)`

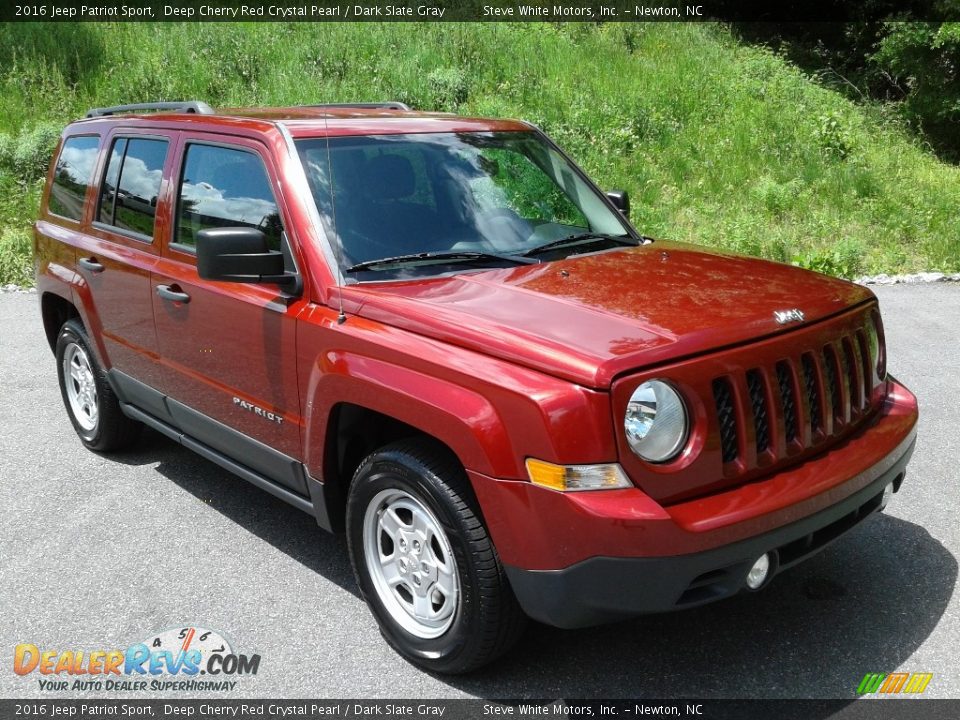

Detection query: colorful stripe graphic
(857, 672), (933, 695)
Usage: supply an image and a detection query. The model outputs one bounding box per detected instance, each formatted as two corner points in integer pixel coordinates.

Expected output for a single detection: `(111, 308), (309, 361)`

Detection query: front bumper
(505, 436), (912, 627)
(467, 379), (918, 628)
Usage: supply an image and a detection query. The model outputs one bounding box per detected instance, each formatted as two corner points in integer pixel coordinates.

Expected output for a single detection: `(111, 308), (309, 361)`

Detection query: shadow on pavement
(111, 427), (358, 599)
(112, 428), (956, 700)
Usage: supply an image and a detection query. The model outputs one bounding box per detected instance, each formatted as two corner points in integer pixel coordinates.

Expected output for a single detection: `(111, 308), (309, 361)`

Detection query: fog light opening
(745, 552), (774, 591)
(880, 482), (895, 510)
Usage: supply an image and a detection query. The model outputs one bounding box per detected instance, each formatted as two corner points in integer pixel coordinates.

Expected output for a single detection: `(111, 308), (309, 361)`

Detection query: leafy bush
(0, 229), (33, 287)
(11, 123), (60, 183)
(0, 133), (13, 171)
(814, 112), (855, 160)
(794, 238), (866, 279)
(425, 68), (469, 111)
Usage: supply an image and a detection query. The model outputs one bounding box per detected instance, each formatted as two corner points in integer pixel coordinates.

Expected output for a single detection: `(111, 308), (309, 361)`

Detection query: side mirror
(606, 190), (630, 218)
(197, 227), (293, 287)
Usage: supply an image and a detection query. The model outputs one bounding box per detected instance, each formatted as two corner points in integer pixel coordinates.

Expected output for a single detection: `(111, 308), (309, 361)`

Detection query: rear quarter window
(48, 135), (100, 221)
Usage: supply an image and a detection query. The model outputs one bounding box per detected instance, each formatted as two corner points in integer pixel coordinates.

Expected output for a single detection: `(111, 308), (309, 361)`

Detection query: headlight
(624, 380), (688, 463)
(866, 311), (886, 382)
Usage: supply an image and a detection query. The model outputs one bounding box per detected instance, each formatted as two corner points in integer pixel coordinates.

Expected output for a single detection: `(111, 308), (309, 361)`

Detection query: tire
(346, 439), (526, 673)
(55, 318), (142, 452)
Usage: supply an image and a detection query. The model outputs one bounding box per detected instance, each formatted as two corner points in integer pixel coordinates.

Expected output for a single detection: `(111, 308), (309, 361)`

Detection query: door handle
(78, 257), (105, 273)
(156, 284), (191, 304)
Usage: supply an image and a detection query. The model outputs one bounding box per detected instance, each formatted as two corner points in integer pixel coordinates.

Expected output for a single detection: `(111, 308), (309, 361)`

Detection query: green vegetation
(1, 21), (958, 286)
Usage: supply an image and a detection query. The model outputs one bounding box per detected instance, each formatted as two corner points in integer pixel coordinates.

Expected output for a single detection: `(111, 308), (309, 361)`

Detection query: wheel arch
(41, 290), (81, 353)
(304, 360), (520, 533)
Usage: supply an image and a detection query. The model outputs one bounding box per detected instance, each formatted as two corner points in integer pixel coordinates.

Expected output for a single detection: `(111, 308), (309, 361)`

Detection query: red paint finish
(344, 241), (873, 389)
(295, 302), (618, 480)
(35, 107), (919, 590)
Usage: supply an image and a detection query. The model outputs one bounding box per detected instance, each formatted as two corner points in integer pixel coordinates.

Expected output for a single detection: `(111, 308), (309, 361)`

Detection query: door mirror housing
(196, 227), (295, 288)
(606, 190), (630, 218)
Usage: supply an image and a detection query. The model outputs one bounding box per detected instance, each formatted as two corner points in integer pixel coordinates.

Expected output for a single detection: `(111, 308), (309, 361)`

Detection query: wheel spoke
(424, 526), (449, 568)
(378, 507), (405, 539)
(433, 567), (457, 598)
(410, 506), (432, 537)
(412, 591), (433, 620)
(378, 557), (403, 587)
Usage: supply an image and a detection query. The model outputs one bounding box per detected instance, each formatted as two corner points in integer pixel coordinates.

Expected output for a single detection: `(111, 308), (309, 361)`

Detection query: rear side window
(48, 136), (100, 221)
(97, 137), (169, 239)
(175, 144), (282, 251)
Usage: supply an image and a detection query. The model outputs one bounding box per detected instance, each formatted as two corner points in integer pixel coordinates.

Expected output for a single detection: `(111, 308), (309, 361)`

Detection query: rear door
(72, 130), (175, 390)
(151, 134), (307, 495)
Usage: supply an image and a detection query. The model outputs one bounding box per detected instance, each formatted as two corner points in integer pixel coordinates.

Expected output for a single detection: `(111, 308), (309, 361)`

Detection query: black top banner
(3, 0), (960, 22)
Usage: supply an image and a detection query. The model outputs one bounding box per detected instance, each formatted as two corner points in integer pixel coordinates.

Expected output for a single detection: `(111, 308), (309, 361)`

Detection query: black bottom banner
(2, 699), (959, 720)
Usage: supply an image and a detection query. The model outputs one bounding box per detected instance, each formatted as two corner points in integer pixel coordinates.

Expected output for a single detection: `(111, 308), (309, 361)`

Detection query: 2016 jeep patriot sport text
(35, 101), (918, 673)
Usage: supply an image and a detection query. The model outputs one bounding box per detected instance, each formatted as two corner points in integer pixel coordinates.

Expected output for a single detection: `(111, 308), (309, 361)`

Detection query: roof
(73, 104), (531, 137)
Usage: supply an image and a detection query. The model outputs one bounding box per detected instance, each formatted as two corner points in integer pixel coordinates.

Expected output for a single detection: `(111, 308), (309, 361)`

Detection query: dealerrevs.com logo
(13, 626), (260, 692)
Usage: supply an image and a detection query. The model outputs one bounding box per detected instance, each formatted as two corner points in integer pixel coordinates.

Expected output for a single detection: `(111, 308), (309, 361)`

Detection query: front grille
(712, 322), (877, 470)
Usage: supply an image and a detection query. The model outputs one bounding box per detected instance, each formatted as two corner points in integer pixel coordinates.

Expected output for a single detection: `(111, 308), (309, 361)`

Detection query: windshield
(295, 131), (633, 280)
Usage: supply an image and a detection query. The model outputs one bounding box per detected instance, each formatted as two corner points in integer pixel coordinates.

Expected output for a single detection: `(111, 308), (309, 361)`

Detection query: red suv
(35, 101), (918, 673)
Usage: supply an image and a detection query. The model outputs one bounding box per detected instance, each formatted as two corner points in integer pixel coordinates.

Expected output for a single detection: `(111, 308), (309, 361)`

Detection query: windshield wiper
(345, 250), (537, 273)
(522, 233), (639, 258)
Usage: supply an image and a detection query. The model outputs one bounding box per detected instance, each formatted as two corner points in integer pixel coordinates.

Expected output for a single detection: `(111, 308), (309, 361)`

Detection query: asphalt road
(1, 284), (958, 700)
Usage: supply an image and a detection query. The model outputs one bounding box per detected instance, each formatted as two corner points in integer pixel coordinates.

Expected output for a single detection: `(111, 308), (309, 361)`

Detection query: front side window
(98, 137), (168, 239)
(175, 144), (283, 251)
(48, 135), (100, 221)
(296, 131), (631, 280)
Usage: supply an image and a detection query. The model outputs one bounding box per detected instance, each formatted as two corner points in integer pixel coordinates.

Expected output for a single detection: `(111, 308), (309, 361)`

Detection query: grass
(0, 21), (958, 286)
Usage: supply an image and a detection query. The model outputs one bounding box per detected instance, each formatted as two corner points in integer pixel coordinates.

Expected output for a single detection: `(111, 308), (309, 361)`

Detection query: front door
(151, 135), (307, 495)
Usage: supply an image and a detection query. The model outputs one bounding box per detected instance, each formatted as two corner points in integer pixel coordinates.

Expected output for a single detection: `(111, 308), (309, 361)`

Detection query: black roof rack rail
(85, 101), (215, 118)
(306, 102), (412, 111)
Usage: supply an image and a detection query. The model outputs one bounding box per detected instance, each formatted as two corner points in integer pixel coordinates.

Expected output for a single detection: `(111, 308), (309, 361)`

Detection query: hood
(342, 240), (875, 388)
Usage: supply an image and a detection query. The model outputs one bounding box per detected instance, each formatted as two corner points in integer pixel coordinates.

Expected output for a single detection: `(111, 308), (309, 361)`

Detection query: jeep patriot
(35, 101), (918, 672)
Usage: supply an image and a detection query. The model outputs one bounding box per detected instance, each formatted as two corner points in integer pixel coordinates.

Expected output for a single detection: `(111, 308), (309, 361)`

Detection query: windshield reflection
(296, 131), (630, 279)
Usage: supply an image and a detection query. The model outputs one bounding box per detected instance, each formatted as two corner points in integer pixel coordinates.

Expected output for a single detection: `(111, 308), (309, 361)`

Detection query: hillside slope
(1, 22), (958, 285)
